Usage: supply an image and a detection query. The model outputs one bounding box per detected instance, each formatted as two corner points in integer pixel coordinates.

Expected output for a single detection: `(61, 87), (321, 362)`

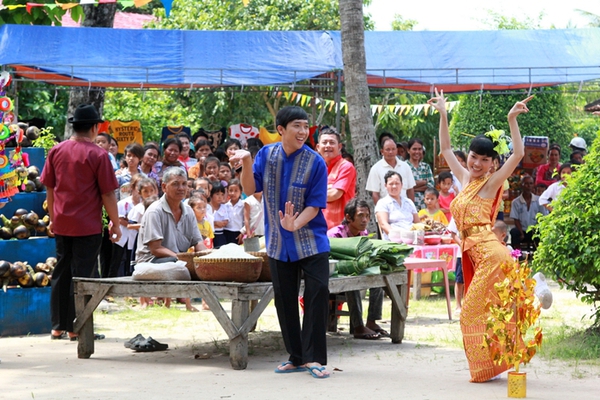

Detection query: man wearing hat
(569, 136), (587, 156)
(41, 104), (121, 341)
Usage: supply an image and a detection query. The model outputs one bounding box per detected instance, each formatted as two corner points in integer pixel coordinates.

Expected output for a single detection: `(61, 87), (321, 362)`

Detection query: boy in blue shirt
(231, 106), (330, 379)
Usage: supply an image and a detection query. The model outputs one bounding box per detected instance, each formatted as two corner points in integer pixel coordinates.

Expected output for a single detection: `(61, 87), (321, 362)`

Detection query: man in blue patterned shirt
(231, 106), (331, 379)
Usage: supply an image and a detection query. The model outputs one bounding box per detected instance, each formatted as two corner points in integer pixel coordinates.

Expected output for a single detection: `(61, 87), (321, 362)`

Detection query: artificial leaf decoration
(483, 258), (543, 373)
(484, 126), (511, 156)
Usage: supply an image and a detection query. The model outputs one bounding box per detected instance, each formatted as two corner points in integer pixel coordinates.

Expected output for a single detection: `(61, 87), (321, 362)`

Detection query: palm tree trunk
(339, 0), (379, 227)
(64, 3), (116, 138)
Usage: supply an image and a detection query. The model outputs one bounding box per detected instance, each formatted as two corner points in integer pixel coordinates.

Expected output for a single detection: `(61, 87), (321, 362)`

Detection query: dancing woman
(428, 89), (532, 382)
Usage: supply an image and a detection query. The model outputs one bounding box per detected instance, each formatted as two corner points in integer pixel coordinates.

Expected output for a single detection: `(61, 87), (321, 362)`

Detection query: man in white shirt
(509, 175), (547, 250)
(366, 137), (415, 205)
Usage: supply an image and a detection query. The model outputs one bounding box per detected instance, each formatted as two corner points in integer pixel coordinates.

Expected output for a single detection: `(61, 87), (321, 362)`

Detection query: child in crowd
(219, 162), (233, 183)
(116, 143), (145, 190)
(223, 138), (242, 176)
(209, 182), (229, 248)
(194, 177), (210, 192)
(243, 192), (264, 238)
(447, 219), (463, 315)
(535, 182), (548, 196)
(176, 132), (197, 169)
(108, 174), (144, 278)
(492, 220), (513, 253)
(450, 150), (467, 194)
(437, 171), (455, 222)
(95, 132), (119, 171)
(189, 195), (214, 249)
(224, 179), (244, 245)
(418, 187), (449, 225)
(203, 156), (221, 182)
(127, 178), (159, 233)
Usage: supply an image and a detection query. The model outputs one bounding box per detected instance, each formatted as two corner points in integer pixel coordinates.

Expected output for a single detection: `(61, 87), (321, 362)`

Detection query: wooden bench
(73, 271), (408, 370)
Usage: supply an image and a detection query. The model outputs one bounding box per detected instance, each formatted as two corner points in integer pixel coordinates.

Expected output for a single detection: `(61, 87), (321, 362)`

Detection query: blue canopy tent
(1, 24), (599, 93)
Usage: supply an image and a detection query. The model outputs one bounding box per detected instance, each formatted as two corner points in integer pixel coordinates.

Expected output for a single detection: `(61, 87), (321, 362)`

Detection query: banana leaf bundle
(369, 239), (413, 273)
(328, 237), (413, 276)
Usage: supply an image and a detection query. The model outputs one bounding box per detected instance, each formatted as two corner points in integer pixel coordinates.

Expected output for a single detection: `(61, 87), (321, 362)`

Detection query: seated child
(493, 219), (552, 309)
(418, 187), (449, 225)
(189, 195), (214, 249)
(437, 171), (455, 222)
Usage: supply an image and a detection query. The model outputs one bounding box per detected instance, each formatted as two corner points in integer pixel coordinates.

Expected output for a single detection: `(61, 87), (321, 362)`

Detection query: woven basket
(248, 252), (270, 282)
(193, 256), (262, 283)
(177, 250), (212, 281)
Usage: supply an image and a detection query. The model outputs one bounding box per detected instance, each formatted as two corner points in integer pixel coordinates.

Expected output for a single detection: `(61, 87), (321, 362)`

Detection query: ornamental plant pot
(507, 371), (526, 398)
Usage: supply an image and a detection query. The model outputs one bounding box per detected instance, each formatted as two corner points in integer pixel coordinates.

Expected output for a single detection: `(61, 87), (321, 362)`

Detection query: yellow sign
(108, 120), (143, 154)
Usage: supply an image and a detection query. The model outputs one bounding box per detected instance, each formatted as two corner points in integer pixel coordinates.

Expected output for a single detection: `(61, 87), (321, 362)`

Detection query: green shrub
(533, 130), (600, 326)
(449, 91), (572, 152)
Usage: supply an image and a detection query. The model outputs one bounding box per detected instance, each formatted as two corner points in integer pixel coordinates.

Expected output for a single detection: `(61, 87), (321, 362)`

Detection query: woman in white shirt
(375, 171), (419, 240)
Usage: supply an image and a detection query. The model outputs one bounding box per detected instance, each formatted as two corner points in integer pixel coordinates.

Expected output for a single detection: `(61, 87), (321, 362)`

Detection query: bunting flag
(5, 0), (176, 16)
(273, 89), (459, 117)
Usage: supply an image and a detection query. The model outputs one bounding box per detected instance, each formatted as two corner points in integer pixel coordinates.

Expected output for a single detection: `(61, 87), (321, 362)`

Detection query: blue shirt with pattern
(253, 143), (329, 262)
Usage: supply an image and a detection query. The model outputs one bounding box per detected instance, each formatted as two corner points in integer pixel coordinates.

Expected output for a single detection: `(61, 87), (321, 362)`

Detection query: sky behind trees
(365, 0), (600, 31)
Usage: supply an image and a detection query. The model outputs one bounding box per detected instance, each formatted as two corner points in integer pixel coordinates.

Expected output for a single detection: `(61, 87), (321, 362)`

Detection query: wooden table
(73, 271), (408, 370)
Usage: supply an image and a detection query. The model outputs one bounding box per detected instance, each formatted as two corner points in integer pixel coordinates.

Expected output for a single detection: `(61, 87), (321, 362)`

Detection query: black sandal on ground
(124, 334), (145, 348)
(132, 337), (168, 352)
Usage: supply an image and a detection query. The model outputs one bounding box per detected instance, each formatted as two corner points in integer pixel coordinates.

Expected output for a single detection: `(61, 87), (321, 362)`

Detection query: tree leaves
(533, 129), (600, 326)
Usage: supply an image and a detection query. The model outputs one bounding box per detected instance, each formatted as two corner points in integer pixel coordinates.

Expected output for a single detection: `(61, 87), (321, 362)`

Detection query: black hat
(67, 104), (104, 124)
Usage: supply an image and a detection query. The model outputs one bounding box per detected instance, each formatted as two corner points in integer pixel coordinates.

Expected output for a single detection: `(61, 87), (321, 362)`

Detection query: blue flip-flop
(307, 365), (330, 379)
(274, 361), (307, 374)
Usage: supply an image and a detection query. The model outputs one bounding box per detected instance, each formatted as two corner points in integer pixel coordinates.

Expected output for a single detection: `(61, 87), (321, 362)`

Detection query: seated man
(327, 199), (387, 340)
(509, 175), (547, 250)
(136, 167), (206, 310)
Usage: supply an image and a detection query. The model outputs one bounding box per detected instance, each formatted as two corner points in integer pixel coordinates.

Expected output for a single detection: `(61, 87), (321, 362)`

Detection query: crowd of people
(45, 101), (589, 380)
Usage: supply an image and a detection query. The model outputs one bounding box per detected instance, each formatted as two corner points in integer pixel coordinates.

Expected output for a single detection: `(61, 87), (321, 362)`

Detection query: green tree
(391, 14), (417, 31)
(479, 10), (544, 30)
(449, 92), (572, 155)
(533, 125), (600, 327)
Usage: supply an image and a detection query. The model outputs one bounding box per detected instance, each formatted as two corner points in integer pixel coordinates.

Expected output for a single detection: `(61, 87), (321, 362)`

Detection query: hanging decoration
(275, 89), (459, 117)
(2, 0), (182, 17)
(0, 72), (26, 206)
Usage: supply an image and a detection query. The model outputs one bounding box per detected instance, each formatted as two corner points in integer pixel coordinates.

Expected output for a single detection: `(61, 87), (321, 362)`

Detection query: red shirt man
(316, 127), (356, 229)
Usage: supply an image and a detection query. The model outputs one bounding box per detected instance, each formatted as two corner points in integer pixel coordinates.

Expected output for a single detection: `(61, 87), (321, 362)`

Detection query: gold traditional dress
(450, 175), (512, 382)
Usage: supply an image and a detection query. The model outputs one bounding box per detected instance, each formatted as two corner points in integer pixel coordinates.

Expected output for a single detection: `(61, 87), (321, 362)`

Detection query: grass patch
(539, 325), (600, 364)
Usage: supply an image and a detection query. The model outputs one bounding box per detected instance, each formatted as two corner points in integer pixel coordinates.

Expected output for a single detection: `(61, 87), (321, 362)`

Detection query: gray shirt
(135, 195), (202, 263)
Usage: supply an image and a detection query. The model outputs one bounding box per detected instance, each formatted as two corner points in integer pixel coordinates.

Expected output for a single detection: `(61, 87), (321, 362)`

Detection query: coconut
(27, 165), (40, 181)
(10, 262), (27, 278)
(35, 220), (47, 234)
(26, 126), (40, 141)
(18, 273), (35, 288)
(46, 257), (58, 268)
(24, 181), (36, 193)
(34, 272), (49, 287)
(13, 208), (28, 218)
(0, 260), (11, 278)
(34, 177), (45, 192)
(35, 262), (50, 273)
(13, 225), (30, 240)
(0, 226), (12, 240)
(22, 211), (39, 227)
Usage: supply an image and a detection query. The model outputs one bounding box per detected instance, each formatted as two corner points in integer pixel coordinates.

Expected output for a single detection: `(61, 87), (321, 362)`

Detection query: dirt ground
(2, 287), (600, 400)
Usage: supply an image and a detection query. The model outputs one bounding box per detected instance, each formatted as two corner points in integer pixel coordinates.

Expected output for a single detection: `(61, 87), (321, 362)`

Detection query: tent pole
(335, 70), (342, 132)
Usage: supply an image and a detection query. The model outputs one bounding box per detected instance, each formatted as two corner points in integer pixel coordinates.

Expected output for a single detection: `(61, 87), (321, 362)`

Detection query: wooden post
(75, 293), (95, 359)
(229, 299), (250, 370)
